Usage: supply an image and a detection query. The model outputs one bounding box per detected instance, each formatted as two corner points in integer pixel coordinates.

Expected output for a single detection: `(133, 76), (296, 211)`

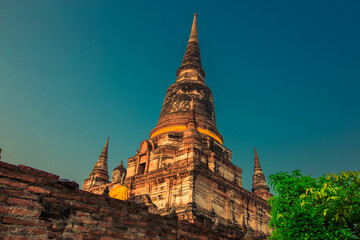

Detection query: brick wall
(0, 161), (242, 240)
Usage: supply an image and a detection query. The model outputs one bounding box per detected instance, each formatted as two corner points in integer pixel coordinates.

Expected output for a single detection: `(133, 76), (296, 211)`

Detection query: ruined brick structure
(0, 161), (244, 239)
(84, 14), (272, 239)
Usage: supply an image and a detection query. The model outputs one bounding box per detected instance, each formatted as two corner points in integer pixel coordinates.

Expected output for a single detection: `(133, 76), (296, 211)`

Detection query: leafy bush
(268, 170), (360, 240)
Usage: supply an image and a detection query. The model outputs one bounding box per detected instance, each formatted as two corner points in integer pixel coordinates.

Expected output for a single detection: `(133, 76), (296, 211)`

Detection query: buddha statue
(109, 160), (128, 200)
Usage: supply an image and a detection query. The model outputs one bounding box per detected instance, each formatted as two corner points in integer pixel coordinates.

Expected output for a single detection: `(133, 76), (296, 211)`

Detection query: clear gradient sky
(1, 1), (359, 191)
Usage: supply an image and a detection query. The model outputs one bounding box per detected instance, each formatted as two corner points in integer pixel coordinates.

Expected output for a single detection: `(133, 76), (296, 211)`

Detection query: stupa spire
(254, 147), (261, 171)
(92, 137), (109, 173)
(100, 137), (109, 158)
(83, 138), (110, 190)
(188, 13), (198, 43)
(150, 14), (223, 145)
(176, 13), (205, 81)
(252, 147), (271, 200)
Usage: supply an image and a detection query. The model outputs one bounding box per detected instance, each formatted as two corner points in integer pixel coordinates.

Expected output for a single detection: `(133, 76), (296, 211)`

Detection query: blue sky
(1, 1), (359, 191)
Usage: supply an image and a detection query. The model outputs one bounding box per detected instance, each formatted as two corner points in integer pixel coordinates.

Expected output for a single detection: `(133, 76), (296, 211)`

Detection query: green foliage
(268, 170), (360, 240)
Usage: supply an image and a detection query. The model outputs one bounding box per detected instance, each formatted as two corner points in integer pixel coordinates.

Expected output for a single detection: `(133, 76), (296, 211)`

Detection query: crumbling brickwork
(0, 160), (262, 239)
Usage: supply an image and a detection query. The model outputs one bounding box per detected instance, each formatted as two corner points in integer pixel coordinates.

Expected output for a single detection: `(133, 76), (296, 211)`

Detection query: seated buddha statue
(109, 160), (128, 200)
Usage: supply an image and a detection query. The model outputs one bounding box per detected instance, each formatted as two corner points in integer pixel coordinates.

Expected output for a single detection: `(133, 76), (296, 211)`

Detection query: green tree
(268, 170), (360, 240)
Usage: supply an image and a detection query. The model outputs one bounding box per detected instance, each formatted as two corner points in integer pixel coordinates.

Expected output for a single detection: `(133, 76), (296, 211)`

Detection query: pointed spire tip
(189, 13), (198, 43)
(254, 147), (261, 170)
(176, 13), (205, 80)
(100, 137), (109, 157)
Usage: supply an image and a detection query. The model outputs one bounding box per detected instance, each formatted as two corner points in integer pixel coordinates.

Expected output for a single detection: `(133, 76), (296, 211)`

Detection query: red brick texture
(0, 161), (239, 239)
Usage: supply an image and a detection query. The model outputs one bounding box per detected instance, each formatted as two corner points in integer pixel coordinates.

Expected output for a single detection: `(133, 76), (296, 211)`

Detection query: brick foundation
(0, 161), (249, 239)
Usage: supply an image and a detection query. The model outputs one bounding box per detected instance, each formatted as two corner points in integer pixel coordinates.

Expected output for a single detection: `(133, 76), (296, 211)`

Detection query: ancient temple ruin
(83, 14), (272, 239)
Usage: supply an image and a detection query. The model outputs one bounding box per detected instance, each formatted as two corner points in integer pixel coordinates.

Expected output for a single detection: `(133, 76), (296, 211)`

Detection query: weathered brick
(113, 210), (128, 217)
(0, 205), (9, 213)
(31, 201), (44, 210)
(7, 206), (40, 217)
(74, 225), (89, 232)
(97, 221), (112, 228)
(2, 236), (29, 240)
(99, 207), (112, 215)
(28, 186), (50, 194)
(129, 213), (142, 220)
(3, 216), (51, 228)
(70, 202), (98, 212)
(138, 221), (148, 226)
(64, 224), (73, 231)
(7, 197), (32, 207)
(0, 178), (28, 189)
(0, 188), (38, 200)
(0, 224), (24, 234)
(87, 196), (107, 205)
(0, 161), (17, 170)
(0, 224), (9, 232)
(90, 228), (106, 235)
(127, 207), (139, 213)
(122, 219), (135, 225)
(123, 233), (136, 239)
(3, 215), (32, 225)
(166, 234), (177, 240)
(73, 233), (84, 239)
(52, 191), (83, 201)
(0, 168), (39, 183)
(18, 165), (59, 182)
(129, 227), (142, 233)
(49, 231), (62, 238)
(43, 196), (62, 204)
(43, 180), (64, 189)
(62, 231), (76, 239)
(83, 234), (97, 240)
(107, 230), (124, 238)
(104, 216), (113, 222)
(25, 227), (48, 235)
(198, 235), (209, 240)
(57, 180), (79, 189)
(178, 229), (197, 238)
(0, 194), (5, 202)
(77, 210), (91, 217)
(35, 220), (52, 228)
(137, 236), (151, 240)
(100, 237), (117, 240)
(145, 229), (157, 235)
(74, 216), (97, 225)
